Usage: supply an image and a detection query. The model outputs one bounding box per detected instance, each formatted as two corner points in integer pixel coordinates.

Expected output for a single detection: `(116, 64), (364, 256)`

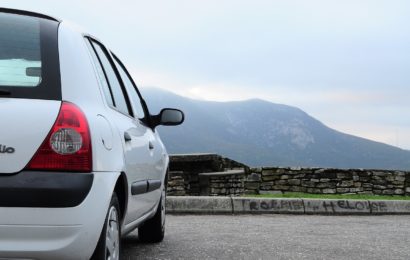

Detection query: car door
(86, 38), (161, 224)
(111, 53), (167, 216)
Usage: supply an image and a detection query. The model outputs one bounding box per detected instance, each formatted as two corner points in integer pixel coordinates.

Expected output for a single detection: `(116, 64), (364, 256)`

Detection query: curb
(166, 196), (410, 215)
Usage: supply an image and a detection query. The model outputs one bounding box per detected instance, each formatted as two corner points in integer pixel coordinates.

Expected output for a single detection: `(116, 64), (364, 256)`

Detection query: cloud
(2, 0), (409, 149)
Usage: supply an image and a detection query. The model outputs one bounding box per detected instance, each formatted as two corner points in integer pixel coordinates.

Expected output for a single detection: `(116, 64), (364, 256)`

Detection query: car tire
(138, 184), (166, 243)
(91, 193), (121, 260)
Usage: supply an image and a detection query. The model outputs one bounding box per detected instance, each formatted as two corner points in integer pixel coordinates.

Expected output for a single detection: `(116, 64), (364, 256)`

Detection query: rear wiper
(0, 89), (11, 96)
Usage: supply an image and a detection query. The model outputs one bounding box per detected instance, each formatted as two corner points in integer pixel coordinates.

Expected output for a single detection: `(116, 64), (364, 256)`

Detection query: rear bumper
(0, 171), (93, 207)
(0, 171), (120, 260)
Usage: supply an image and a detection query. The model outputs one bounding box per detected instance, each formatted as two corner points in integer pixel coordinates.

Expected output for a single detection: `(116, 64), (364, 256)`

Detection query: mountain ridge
(141, 87), (410, 170)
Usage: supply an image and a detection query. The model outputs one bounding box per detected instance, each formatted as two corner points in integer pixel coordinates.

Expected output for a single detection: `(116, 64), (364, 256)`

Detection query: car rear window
(0, 11), (61, 100)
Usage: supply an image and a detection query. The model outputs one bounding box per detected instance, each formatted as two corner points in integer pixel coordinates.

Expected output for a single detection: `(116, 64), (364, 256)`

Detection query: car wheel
(91, 193), (121, 260)
(138, 184), (166, 243)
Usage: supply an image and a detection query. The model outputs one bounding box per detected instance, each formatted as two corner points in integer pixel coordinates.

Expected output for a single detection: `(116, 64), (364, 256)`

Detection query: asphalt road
(122, 214), (410, 260)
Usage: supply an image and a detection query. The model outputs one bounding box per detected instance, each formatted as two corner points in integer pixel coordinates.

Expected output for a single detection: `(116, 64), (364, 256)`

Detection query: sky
(2, 0), (410, 150)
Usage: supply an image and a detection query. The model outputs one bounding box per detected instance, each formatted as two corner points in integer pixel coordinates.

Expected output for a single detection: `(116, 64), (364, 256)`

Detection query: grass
(245, 192), (410, 201)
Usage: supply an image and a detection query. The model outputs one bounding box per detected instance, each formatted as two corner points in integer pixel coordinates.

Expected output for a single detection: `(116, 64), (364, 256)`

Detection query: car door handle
(148, 141), (154, 150)
(124, 132), (132, 142)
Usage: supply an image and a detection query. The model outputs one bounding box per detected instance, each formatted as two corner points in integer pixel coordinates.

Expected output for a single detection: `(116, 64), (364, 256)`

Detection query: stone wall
(167, 154), (410, 197)
(167, 154), (248, 196)
(246, 167), (410, 196)
(199, 170), (245, 196)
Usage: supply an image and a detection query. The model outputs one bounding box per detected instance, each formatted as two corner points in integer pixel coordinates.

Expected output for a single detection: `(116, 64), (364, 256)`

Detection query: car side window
(85, 40), (115, 107)
(88, 39), (132, 117)
(112, 55), (146, 120)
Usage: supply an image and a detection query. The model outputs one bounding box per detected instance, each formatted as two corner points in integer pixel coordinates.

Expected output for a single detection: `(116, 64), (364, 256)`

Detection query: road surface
(122, 214), (410, 260)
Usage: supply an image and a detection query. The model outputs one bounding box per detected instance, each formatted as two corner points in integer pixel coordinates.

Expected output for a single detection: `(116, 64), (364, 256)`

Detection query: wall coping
(199, 169), (245, 177)
(166, 196), (410, 215)
(170, 153), (220, 162)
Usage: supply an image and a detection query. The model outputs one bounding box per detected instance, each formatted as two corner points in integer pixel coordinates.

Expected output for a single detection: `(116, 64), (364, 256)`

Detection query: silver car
(0, 8), (184, 260)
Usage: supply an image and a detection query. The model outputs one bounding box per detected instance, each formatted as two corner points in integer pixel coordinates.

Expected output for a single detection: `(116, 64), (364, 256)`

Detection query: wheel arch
(114, 172), (128, 224)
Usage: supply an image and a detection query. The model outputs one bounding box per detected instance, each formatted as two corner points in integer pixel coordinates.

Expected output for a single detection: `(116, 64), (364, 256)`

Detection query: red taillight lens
(25, 102), (92, 172)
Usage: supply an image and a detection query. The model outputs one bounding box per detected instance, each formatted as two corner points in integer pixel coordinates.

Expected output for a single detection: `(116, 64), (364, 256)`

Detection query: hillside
(141, 87), (410, 170)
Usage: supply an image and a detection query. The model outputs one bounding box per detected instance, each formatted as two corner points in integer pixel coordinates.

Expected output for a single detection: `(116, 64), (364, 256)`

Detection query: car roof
(0, 7), (60, 22)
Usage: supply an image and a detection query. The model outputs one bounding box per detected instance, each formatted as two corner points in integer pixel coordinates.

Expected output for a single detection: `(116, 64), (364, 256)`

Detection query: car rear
(0, 9), (115, 259)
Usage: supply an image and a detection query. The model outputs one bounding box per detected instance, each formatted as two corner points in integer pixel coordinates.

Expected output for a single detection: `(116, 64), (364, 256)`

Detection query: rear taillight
(25, 102), (92, 172)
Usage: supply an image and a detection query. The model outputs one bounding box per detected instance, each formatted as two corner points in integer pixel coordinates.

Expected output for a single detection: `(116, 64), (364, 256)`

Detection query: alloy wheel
(106, 206), (120, 260)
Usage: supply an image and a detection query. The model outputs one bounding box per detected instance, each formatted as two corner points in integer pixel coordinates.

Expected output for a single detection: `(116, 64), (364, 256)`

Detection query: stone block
(359, 177), (371, 182)
(373, 171), (388, 177)
(396, 171), (406, 176)
(322, 188), (337, 194)
(245, 182), (260, 190)
(386, 175), (395, 182)
(336, 188), (350, 193)
(357, 171), (370, 177)
(276, 180), (289, 185)
(306, 188), (322, 193)
(338, 180), (354, 187)
(210, 188), (220, 194)
(316, 182), (336, 189)
(394, 189), (404, 195)
(244, 190), (258, 195)
(172, 186), (185, 191)
(166, 196), (232, 214)
(168, 190), (186, 196)
(302, 181), (316, 188)
(369, 200), (410, 214)
(287, 179), (301, 185)
(232, 198), (304, 214)
(354, 182), (362, 188)
(262, 175), (281, 181)
(395, 176), (406, 182)
(304, 199), (370, 214)
(289, 186), (307, 192)
(286, 170), (300, 175)
(391, 181), (404, 187)
(246, 173), (261, 182)
(295, 174), (306, 178)
(337, 173), (351, 179)
(382, 189), (394, 195)
(261, 169), (275, 176)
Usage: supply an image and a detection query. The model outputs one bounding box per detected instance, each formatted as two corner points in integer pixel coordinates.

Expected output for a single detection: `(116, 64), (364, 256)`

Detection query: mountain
(141, 87), (410, 170)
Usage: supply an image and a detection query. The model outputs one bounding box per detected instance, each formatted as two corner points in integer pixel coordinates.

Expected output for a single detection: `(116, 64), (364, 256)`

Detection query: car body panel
(0, 171), (118, 260)
(0, 99), (60, 174)
(58, 22), (125, 173)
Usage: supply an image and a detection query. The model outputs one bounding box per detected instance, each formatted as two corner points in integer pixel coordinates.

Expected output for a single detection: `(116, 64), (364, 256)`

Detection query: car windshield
(0, 11), (60, 100)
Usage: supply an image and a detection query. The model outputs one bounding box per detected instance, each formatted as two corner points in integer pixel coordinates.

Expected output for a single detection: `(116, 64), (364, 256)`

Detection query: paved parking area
(122, 214), (410, 260)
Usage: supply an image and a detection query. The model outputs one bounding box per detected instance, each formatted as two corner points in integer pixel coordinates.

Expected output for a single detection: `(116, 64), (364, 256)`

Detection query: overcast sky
(3, 0), (410, 149)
